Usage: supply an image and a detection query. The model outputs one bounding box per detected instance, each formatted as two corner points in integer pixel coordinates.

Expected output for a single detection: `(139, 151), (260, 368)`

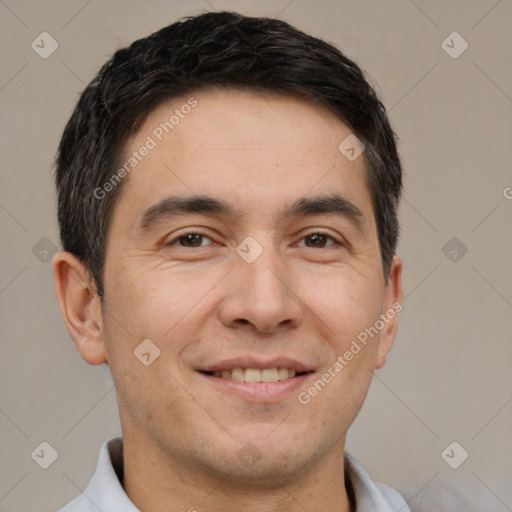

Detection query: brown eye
(301, 233), (337, 248)
(166, 232), (214, 248)
(179, 233), (203, 247)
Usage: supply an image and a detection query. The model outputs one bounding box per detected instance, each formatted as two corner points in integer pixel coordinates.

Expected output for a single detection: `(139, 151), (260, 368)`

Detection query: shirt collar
(74, 437), (140, 511)
(344, 451), (410, 512)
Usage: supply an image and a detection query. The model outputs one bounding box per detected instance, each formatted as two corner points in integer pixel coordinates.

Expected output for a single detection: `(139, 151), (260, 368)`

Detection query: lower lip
(198, 372), (313, 402)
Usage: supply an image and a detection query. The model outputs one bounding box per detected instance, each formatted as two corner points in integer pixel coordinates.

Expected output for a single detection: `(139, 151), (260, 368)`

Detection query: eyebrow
(137, 192), (366, 233)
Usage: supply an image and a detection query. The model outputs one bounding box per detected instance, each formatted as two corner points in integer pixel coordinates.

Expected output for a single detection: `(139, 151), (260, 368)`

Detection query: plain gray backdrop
(1, 1), (511, 511)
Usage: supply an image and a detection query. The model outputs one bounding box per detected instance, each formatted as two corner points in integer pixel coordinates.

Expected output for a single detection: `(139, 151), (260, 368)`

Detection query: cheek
(308, 271), (383, 406)
(100, 270), (200, 429)
(306, 269), (383, 343)
(105, 260), (203, 336)
(102, 262), (229, 377)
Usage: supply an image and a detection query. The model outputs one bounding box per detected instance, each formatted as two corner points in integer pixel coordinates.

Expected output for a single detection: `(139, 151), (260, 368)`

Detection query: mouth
(200, 367), (309, 383)
(195, 358), (315, 401)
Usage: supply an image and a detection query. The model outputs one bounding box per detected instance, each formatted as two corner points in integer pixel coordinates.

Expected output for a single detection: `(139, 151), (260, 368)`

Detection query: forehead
(138, 88), (351, 160)
(114, 88), (373, 228)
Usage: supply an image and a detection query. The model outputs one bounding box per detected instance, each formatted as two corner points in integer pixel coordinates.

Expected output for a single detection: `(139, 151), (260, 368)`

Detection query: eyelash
(165, 230), (343, 249)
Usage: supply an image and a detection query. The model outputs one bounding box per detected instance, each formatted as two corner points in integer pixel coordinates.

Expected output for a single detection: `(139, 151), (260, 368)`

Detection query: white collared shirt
(59, 437), (411, 512)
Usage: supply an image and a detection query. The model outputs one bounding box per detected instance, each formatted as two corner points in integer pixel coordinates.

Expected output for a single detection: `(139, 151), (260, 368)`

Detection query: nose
(218, 244), (304, 334)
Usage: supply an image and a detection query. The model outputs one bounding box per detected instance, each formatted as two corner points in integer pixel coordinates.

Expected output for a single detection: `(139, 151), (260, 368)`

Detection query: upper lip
(197, 356), (314, 373)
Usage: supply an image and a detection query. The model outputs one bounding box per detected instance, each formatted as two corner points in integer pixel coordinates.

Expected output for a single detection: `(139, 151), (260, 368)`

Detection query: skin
(53, 88), (402, 512)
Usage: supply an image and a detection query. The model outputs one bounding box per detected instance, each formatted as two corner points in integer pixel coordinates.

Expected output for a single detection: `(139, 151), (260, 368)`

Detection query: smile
(203, 367), (303, 383)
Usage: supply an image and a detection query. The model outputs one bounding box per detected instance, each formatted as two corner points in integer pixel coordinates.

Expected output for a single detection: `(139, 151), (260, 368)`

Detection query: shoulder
(412, 483), (477, 511)
(375, 481), (411, 508)
(58, 493), (97, 512)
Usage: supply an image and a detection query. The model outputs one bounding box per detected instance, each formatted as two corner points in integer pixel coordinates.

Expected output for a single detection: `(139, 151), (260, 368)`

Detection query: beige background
(1, 1), (511, 511)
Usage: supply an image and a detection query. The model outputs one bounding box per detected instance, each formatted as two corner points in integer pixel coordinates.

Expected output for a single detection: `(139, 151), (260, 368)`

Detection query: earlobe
(375, 254), (403, 369)
(52, 251), (107, 365)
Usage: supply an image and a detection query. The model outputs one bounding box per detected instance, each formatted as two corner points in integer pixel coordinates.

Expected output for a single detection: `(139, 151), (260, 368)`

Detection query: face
(97, 88), (402, 482)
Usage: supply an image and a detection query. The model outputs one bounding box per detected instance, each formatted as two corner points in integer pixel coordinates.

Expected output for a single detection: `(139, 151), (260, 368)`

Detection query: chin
(215, 450), (317, 488)
(214, 434), (329, 487)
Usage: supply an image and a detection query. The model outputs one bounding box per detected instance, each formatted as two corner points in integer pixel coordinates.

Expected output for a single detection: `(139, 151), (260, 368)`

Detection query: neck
(121, 430), (354, 512)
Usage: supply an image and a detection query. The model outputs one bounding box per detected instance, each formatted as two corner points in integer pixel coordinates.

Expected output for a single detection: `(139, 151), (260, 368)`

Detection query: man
(53, 10), (407, 512)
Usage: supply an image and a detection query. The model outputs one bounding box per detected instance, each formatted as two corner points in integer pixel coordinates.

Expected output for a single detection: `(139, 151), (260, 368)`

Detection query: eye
(297, 232), (341, 249)
(166, 232), (215, 248)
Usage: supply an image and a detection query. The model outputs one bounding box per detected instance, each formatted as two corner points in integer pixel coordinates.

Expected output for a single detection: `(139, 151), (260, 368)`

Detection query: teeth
(244, 368), (261, 383)
(231, 368), (244, 382)
(262, 368), (278, 383)
(279, 368), (293, 380)
(212, 367), (299, 383)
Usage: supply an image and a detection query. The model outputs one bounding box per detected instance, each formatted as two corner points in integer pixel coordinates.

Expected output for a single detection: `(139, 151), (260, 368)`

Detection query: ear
(52, 251), (106, 365)
(375, 254), (403, 369)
